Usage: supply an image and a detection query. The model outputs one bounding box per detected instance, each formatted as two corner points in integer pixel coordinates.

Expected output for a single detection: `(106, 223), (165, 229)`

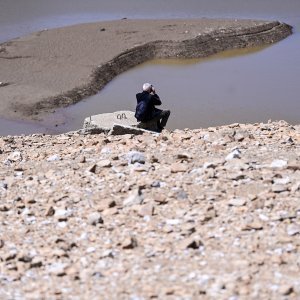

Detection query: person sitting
(135, 83), (170, 132)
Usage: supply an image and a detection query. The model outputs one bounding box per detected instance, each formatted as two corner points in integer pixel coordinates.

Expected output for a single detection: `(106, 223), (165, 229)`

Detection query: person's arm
(151, 93), (162, 106)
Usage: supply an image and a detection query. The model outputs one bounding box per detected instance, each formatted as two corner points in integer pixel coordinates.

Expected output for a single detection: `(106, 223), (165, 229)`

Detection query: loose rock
(225, 148), (241, 160)
(122, 237), (138, 249)
(287, 224), (300, 236)
(88, 212), (103, 225)
(228, 198), (247, 207)
(270, 159), (287, 168)
(127, 151), (146, 164)
(0, 120), (299, 298)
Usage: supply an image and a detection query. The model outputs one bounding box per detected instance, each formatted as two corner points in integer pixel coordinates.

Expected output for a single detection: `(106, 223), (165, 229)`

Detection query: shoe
(157, 126), (164, 133)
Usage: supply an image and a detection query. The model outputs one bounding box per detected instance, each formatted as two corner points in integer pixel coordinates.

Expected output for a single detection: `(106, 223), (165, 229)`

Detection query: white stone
(88, 212), (103, 225)
(270, 159), (287, 168)
(47, 154), (61, 162)
(228, 197), (247, 206)
(47, 262), (67, 274)
(55, 209), (68, 217)
(273, 177), (290, 185)
(225, 149), (241, 161)
(287, 224), (300, 236)
(86, 247), (96, 253)
(127, 151), (146, 164)
(123, 189), (144, 206)
(259, 214), (269, 221)
(7, 151), (22, 162)
(166, 219), (181, 225)
(101, 147), (111, 154)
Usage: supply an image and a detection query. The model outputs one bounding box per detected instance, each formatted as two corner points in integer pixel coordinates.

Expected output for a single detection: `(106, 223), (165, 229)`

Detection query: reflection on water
(0, 117), (48, 136)
(0, 0), (299, 135)
(149, 46), (269, 66)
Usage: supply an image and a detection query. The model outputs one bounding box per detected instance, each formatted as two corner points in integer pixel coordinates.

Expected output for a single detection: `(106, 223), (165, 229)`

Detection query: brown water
(0, 0), (299, 135)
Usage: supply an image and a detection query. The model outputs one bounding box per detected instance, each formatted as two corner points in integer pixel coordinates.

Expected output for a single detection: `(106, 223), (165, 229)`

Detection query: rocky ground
(0, 120), (299, 299)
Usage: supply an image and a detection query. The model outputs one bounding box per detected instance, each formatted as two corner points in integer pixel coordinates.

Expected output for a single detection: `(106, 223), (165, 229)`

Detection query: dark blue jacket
(135, 91), (162, 122)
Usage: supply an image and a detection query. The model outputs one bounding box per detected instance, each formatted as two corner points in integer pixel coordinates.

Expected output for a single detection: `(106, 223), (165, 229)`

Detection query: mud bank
(0, 19), (292, 122)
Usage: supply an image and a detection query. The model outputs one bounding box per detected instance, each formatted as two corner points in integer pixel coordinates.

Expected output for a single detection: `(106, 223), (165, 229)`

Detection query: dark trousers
(154, 109), (171, 129)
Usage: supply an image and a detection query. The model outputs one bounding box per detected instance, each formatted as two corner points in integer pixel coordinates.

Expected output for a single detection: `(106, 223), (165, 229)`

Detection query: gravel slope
(0, 121), (299, 299)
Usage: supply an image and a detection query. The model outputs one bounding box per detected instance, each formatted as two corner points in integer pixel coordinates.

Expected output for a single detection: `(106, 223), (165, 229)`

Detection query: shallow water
(0, 0), (299, 134)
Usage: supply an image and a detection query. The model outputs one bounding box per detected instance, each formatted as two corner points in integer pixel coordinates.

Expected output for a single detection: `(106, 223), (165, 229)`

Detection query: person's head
(142, 83), (153, 92)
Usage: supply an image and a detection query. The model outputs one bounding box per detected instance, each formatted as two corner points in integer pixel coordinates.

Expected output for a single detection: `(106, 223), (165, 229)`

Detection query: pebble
(151, 180), (161, 188)
(78, 155), (86, 163)
(279, 285), (294, 296)
(177, 190), (188, 199)
(122, 236), (138, 249)
(228, 198), (247, 207)
(138, 204), (154, 217)
(97, 159), (112, 168)
(88, 212), (103, 225)
(47, 154), (61, 162)
(7, 151), (22, 162)
(30, 256), (43, 268)
(55, 209), (69, 219)
(96, 199), (116, 211)
(272, 184), (288, 193)
(123, 189), (144, 206)
(171, 163), (189, 173)
(286, 224), (300, 236)
(179, 235), (203, 250)
(0, 181), (8, 190)
(86, 247), (96, 253)
(127, 151), (146, 164)
(203, 162), (217, 169)
(225, 148), (241, 161)
(177, 153), (192, 160)
(48, 262), (67, 276)
(153, 194), (168, 204)
(45, 206), (55, 217)
(241, 221), (263, 231)
(273, 177), (290, 185)
(166, 219), (181, 225)
(270, 159), (287, 168)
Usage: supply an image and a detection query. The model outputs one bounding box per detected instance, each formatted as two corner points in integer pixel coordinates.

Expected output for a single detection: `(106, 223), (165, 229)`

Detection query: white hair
(142, 83), (152, 92)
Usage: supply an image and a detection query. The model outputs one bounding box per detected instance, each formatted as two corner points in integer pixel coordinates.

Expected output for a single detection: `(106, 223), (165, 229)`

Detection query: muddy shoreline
(0, 19), (292, 123)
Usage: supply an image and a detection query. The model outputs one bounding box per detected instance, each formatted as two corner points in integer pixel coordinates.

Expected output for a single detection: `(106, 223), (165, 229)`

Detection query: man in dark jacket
(135, 83), (170, 131)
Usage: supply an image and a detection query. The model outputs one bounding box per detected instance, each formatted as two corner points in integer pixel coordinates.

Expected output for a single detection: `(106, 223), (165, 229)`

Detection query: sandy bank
(0, 19), (292, 122)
